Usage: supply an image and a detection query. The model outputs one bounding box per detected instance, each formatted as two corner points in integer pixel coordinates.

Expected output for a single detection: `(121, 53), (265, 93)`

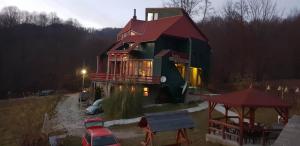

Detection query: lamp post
(81, 68), (87, 90)
(80, 68), (87, 110)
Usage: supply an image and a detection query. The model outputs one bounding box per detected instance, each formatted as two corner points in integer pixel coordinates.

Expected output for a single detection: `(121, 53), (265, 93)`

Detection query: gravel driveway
(50, 93), (101, 136)
(49, 93), (142, 139)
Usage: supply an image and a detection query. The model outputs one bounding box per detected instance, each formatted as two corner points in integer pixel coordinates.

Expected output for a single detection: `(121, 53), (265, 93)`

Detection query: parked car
(84, 117), (105, 129)
(79, 91), (90, 102)
(39, 90), (55, 96)
(85, 99), (103, 115)
(82, 127), (120, 146)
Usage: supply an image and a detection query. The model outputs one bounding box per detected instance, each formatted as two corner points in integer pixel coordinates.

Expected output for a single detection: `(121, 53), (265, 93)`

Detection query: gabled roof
(118, 12), (208, 43)
(206, 88), (290, 108)
(138, 110), (195, 133)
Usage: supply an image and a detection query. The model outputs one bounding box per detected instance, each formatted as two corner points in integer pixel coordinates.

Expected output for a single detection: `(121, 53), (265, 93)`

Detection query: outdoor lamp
(295, 87), (299, 93)
(81, 69), (87, 75)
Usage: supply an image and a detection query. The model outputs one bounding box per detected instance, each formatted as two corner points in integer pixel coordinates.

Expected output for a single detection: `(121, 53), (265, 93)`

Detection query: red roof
(206, 88), (290, 108)
(118, 15), (208, 43)
(107, 9), (208, 54)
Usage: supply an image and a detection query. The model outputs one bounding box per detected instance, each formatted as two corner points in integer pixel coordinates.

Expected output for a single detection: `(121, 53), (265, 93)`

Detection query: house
(90, 8), (211, 103)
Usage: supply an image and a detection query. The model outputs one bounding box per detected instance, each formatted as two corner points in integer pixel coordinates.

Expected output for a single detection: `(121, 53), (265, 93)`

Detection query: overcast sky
(0, 0), (300, 29)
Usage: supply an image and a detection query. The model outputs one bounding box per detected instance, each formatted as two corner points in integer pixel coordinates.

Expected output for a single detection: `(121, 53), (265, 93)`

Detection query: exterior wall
(145, 8), (183, 21)
(190, 38), (211, 85)
(129, 42), (155, 59)
(155, 35), (189, 55)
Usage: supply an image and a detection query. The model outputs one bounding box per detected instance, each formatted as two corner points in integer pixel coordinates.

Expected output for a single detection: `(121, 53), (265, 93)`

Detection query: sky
(0, 0), (300, 29)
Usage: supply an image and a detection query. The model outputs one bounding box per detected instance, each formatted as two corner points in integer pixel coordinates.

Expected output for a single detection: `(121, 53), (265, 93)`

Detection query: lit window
(143, 87), (149, 96)
(154, 13), (158, 20)
(147, 13), (153, 21)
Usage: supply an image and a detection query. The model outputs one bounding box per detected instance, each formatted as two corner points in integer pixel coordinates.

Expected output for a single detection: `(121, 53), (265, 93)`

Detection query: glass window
(85, 121), (104, 128)
(85, 133), (91, 144)
(92, 135), (117, 146)
(147, 13), (153, 21)
(154, 13), (158, 20)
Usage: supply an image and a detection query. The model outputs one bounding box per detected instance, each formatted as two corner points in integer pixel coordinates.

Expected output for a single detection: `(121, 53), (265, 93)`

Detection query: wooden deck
(90, 73), (161, 84)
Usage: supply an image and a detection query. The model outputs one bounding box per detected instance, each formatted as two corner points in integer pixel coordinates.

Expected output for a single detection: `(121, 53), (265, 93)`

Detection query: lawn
(0, 95), (62, 146)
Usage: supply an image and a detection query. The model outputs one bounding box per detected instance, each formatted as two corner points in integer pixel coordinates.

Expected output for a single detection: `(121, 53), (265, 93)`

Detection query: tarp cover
(273, 115), (300, 146)
(139, 110), (195, 133)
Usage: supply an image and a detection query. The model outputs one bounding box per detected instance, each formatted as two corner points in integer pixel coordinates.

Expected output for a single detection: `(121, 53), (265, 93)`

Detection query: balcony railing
(90, 73), (161, 84)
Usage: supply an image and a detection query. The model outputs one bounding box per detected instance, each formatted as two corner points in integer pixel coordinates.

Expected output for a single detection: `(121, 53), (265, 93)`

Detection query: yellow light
(81, 69), (87, 75)
(143, 87), (149, 96)
(143, 87), (148, 92)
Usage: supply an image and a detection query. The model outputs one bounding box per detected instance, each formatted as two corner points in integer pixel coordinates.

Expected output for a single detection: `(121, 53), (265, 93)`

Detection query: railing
(208, 120), (283, 146)
(90, 73), (161, 84)
(209, 119), (241, 142)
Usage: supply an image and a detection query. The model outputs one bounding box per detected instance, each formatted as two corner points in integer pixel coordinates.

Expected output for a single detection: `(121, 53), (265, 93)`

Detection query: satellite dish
(160, 76), (167, 83)
(182, 81), (188, 95)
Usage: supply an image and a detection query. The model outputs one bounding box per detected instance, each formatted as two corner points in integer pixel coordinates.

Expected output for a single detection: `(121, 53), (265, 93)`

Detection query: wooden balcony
(90, 73), (161, 84)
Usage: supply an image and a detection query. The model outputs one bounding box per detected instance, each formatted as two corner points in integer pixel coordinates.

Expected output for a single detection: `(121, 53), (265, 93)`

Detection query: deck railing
(209, 119), (241, 142)
(90, 73), (161, 84)
(208, 120), (282, 146)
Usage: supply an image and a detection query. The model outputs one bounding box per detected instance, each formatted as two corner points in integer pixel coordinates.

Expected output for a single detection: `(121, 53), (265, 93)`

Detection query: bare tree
(0, 6), (21, 27)
(247, 0), (278, 21)
(163, 0), (213, 22)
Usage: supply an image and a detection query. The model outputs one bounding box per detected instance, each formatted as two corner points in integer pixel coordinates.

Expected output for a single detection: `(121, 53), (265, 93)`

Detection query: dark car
(79, 91), (90, 102)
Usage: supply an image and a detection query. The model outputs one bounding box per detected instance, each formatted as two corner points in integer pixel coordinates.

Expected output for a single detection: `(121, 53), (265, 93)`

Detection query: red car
(84, 117), (105, 129)
(82, 127), (121, 146)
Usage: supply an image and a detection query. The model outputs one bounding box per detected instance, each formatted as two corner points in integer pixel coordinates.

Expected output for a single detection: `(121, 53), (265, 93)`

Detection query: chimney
(133, 9), (137, 20)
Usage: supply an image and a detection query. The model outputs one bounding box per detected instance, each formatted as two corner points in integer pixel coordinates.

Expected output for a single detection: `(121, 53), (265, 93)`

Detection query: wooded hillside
(0, 6), (120, 98)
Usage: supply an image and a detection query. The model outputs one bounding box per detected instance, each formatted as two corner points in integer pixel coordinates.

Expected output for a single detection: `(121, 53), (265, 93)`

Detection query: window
(143, 87), (149, 96)
(85, 132), (91, 144)
(93, 135), (118, 146)
(128, 60), (152, 77)
(147, 12), (159, 21)
(147, 13), (153, 21)
(154, 13), (158, 20)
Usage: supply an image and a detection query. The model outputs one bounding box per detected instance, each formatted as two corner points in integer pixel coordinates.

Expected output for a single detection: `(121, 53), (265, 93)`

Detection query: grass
(110, 110), (222, 146)
(0, 94), (62, 146)
(144, 102), (199, 113)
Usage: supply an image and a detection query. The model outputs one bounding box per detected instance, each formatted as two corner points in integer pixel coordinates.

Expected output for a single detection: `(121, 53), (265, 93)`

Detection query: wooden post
(106, 55), (110, 80)
(249, 108), (255, 128)
(96, 56), (99, 73)
(284, 108), (289, 125)
(113, 55), (117, 80)
(224, 105), (228, 139)
(239, 107), (244, 146)
(208, 101), (211, 134)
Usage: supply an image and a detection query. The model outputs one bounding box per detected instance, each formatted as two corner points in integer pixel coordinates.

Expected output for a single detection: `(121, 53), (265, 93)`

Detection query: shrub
(95, 87), (102, 100)
(102, 83), (143, 119)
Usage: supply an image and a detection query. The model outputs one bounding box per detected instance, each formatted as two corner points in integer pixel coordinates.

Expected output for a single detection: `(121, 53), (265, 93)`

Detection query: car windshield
(92, 99), (102, 106)
(85, 121), (104, 128)
(92, 135), (117, 146)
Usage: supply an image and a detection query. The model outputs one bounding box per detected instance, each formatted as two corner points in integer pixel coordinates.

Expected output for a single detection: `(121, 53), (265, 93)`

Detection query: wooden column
(239, 107), (244, 146)
(284, 107), (289, 125)
(106, 55), (110, 80)
(208, 101), (211, 134)
(249, 108), (256, 128)
(96, 56), (99, 73)
(120, 55), (123, 77)
(113, 55), (117, 80)
(224, 105), (228, 139)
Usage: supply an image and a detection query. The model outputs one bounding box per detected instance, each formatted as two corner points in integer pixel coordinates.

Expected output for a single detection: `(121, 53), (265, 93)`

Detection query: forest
(0, 6), (120, 98)
(0, 0), (300, 98)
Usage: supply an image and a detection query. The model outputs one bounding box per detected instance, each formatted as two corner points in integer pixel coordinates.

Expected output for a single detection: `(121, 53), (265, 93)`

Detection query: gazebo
(205, 88), (290, 146)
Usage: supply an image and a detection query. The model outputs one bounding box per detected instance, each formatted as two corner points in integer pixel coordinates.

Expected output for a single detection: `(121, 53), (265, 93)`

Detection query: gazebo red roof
(206, 88), (290, 108)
